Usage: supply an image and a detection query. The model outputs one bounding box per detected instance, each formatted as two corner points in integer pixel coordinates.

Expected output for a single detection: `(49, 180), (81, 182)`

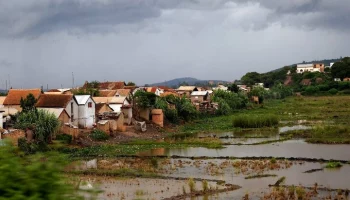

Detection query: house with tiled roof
(93, 96), (130, 112)
(84, 81), (126, 90)
(3, 89), (42, 113)
(116, 89), (131, 97)
(99, 90), (118, 97)
(177, 86), (198, 98)
(36, 94), (79, 126)
(146, 87), (162, 96)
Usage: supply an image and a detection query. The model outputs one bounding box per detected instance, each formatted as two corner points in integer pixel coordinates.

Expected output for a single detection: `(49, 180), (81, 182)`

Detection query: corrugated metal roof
(74, 95), (91, 105)
(191, 91), (208, 96)
(37, 108), (65, 118)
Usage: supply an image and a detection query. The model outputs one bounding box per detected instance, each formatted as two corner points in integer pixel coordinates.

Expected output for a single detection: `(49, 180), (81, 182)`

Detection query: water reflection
(141, 140), (350, 160)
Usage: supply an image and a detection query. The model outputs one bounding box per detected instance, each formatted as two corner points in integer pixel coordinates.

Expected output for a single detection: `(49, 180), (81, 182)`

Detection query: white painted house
(0, 110), (4, 129)
(75, 95), (96, 129)
(297, 63), (325, 73)
(36, 94), (79, 127)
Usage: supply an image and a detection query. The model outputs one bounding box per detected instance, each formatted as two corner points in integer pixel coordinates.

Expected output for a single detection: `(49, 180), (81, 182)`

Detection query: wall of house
(60, 126), (79, 139)
(122, 107), (132, 125)
(97, 104), (112, 114)
(0, 112), (3, 129)
(139, 108), (150, 121)
(191, 95), (204, 103)
(58, 111), (70, 125)
(65, 99), (79, 126)
(3, 105), (21, 114)
(78, 98), (95, 129)
(117, 114), (125, 131)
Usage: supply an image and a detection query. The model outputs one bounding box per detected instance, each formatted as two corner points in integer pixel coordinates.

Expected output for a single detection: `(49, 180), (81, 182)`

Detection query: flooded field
(141, 140), (350, 160)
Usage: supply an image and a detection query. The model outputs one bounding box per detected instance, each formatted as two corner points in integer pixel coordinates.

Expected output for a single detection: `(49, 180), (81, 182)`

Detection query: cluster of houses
(0, 81), (253, 133)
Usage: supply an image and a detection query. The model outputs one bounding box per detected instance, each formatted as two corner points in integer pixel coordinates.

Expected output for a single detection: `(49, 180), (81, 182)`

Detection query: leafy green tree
(126, 81), (136, 86)
(0, 142), (81, 200)
(241, 72), (261, 86)
(228, 83), (239, 93)
(212, 90), (248, 114)
(331, 57), (350, 80)
(20, 93), (37, 113)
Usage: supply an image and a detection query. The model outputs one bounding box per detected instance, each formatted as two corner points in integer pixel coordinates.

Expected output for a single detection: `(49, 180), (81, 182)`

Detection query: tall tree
(331, 57), (350, 80)
(20, 93), (37, 113)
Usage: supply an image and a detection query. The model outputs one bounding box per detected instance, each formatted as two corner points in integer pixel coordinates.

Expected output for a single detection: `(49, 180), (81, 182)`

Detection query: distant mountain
(149, 77), (230, 87)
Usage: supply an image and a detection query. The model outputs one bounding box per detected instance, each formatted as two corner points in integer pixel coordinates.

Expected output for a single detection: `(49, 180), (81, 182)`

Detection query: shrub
(202, 180), (209, 192)
(232, 115), (279, 128)
(90, 129), (109, 141)
(0, 141), (80, 199)
(304, 86), (320, 95)
(325, 161), (342, 168)
(56, 134), (73, 144)
(14, 109), (60, 143)
(165, 109), (179, 123)
(328, 88), (338, 95)
(188, 178), (196, 192)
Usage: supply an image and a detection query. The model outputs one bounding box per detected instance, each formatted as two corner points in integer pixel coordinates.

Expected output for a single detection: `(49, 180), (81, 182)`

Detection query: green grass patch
(69, 168), (161, 178)
(325, 161), (342, 169)
(245, 174), (277, 179)
(60, 138), (224, 158)
(232, 115), (279, 128)
(281, 125), (350, 144)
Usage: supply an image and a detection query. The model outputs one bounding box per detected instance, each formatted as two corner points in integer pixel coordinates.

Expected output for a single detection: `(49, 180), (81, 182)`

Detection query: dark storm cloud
(0, 0), (349, 38)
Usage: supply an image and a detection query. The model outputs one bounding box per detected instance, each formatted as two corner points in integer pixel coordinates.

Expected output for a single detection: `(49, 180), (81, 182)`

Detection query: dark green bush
(165, 109), (179, 123)
(90, 129), (109, 141)
(56, 134), (73, 144)
(328, 88), (338, 95)
(304, 86), (320, 95)
(0, 141), (81, 199)
(18, 138), (49, 154)
(232, 115), (279, 128)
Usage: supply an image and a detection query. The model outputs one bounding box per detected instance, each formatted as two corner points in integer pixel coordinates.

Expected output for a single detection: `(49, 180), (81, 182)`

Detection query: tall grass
(232, 115), (279, 128)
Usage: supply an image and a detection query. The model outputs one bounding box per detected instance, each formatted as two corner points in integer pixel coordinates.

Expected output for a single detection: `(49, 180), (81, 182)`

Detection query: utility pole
(72, 72), (75, 89)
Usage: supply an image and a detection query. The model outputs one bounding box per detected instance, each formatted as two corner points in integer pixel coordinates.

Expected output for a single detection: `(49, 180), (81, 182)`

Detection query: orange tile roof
(3, 89), (41, 105)
(116, 89), (131, 96)
(160, 91), (179, 97)
(99, 90), (117, 97)
(83, 81), (126, 90)
(36, 94), (73, 108)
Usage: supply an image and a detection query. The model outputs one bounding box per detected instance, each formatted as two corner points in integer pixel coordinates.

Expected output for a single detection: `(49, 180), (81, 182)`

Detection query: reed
(232, 115), (278, 128)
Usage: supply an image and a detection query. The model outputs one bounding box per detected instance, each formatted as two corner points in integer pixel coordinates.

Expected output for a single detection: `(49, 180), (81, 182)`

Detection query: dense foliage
(232, 115), (279, 128)
(90, 129), (109, 141)
(14, 109), (60, 144)
(212, 90), (248, 115)
(331, 57), (350, 80)
(0, 142), (80, 200)
(134, 90), (157, 109)
(20, 93), (37, 113)
(154, 95), (197, 122)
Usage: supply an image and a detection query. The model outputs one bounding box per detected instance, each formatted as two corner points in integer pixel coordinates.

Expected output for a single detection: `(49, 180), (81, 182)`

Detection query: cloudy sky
(0, 0), (349, 89)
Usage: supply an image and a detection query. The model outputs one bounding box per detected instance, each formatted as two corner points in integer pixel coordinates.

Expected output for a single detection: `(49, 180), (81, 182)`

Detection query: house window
(88, 102), (92, 108)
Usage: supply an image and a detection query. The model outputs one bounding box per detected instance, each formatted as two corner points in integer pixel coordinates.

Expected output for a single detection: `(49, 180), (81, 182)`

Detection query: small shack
(151, 109), (164, 128)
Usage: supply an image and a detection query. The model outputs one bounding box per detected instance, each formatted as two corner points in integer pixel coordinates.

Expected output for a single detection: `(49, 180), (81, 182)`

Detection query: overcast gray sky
(0, 0), (349, 89)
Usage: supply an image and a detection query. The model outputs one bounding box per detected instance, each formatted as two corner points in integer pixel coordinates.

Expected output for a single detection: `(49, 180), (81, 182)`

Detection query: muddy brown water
(141, 140), (350, 160)
(162, 159), (350, 200)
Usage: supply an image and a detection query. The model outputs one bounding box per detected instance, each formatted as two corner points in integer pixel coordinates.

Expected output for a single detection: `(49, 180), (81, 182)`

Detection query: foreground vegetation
(281, 125), (350, 144)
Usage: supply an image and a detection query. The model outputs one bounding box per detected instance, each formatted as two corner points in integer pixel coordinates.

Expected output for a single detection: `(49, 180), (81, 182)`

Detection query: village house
(75, 95), (96, 129)
(35, 94), (79, 127)
(99, 90), (118, 97)
(296, 63), (325, 73)
(84, 81), (126, 90)
(343, 78), (350, 82)
(116, 89), (131, 97)
(95, 103), (113, 115)
(45, 88), (72, 95)
(37, 108), (70, 125)
(3, 89), (42, 114)
(177, 86), (198, 97)
(213, 85), (228, 91)
(146, 87), (163, 96)
(190, 91), (210, 103)
(0, 110), (4, 129)
(93, 96), (130, 113)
